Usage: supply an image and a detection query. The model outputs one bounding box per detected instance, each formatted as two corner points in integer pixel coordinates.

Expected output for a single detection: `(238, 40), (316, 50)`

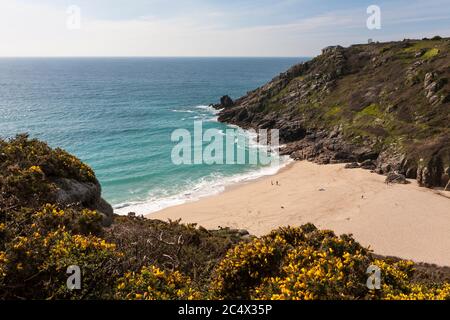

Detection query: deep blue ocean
(0, 57), (305, 214)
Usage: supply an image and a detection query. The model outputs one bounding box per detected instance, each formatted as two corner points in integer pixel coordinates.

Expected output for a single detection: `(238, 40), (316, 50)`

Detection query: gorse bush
(32, 204), (104, 236)
(0, 134), (95, 184)
(210, 232), (289, 299)
(0, 135), (115, 299)
(211, 225), (371, 300)
(0, 136), (449, 300)
(372, 259), (450, 300)
(116, 266), (201, 300)
(0, 204), (119, 299)
(210, 226), (450, 300)
(0, 134), (96, 215)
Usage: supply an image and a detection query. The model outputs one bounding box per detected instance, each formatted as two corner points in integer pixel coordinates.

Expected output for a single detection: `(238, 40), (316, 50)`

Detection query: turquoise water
(0, 57), (304, 214)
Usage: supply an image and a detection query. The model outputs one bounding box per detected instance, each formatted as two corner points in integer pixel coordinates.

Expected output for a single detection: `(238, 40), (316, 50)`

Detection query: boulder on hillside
(54, 178), (114, 226)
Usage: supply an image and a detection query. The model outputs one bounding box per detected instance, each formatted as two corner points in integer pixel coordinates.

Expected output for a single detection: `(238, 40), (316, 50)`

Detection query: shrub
(373, 259), (450, 300)
(115, 265), (201, 300)
(211, 225), (369, 299)
(0, 204), (118, 299)
(32, 204), (104, 236)
(105, 217), (244, 286)
(253, 246), (369, 300)
(210, 226), (450, 300)
(210, 233), (288, 299)
(384, 283), (450, 300)
(0, 134), (96, 210)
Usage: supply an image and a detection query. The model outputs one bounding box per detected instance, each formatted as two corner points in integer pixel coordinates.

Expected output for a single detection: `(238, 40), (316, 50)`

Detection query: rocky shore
(213, 38), (450, 188)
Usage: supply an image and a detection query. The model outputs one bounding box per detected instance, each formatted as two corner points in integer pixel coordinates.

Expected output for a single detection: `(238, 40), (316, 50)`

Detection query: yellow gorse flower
(28, 165), (43, 174)
(115, 265), (201, 300)
(0, 251), (8, 277)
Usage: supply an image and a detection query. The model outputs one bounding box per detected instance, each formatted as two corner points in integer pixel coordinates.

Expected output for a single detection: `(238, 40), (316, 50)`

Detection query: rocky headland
(213, 37), (450, 188)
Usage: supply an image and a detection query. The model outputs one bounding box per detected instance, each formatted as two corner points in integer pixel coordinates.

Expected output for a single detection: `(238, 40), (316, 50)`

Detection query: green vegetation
(423, 48), (440, 60)
(220, 38), (449, 186)
(1, 136), (449, 300)
(211, 226), (450, 300)
(116, 266), (201, 300)
(325, 105), (342, 117)
(403, 40), (442, 52)
(0, 134), (96, 209)
(358, 104), (382, 118)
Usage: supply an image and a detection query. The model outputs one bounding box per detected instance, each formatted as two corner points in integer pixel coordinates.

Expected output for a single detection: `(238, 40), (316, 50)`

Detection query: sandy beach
(149, 161), (450, 266)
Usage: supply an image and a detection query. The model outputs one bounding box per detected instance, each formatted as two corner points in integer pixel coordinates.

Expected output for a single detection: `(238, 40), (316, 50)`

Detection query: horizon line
(0, 55), (312, 59)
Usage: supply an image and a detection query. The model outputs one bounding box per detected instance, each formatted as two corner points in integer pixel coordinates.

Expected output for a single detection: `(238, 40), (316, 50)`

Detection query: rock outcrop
(0, 135), (114, 227)
(215, 38), (450, 188)
(212, 95), (234, 109)
(385, 172), (410, 184)
(54, 178), (114, 226)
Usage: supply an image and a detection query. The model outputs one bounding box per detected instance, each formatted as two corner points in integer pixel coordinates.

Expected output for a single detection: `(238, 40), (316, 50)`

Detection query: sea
(0, 57), (306, 214)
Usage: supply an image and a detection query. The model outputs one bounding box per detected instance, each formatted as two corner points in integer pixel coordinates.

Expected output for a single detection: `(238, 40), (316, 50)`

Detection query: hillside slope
(215, 38), (450, 188)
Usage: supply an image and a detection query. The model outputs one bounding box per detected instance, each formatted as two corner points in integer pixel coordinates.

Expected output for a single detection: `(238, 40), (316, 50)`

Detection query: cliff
(215, 37), (450, 188)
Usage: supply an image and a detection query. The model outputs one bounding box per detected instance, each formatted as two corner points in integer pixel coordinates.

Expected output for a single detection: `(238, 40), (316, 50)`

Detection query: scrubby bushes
(210, 225), (450, 300)
(0, 135), (115, 299)
(0, 134), (96, 214)
(105, 216), (245, 287)
(0, 136), (449, 300)
(0, 134), (95, 185)
(0, 135), (245, 299)
(2, 209), (450, 300)
(210, 230), (290, 299)
(112, 224), (450, 301)
(115, 266), (200, 300)
(0, 204), (119, 299)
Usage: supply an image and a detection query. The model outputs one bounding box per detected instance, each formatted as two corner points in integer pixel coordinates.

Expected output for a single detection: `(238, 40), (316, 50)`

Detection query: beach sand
(148, 161), (450, 266)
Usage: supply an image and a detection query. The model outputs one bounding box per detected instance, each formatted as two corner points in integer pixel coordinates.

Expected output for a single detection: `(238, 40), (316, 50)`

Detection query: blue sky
(1, 0), (449, 56)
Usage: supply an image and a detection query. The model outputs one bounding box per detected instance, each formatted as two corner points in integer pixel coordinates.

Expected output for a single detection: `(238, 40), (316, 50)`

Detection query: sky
(0, 0), (449, 57)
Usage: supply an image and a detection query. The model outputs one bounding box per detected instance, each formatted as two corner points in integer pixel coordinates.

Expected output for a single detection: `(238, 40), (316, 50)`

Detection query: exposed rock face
(424, 72), (447, 105)
(278, 127), (376, 165)
(345, 162), (360, 169)
(54, 178), (113, 226)
(214, 38), (450, 188)
(360, 160), (376, 170)
(213, 95), (234, 109)
(385, 172), (410, 184)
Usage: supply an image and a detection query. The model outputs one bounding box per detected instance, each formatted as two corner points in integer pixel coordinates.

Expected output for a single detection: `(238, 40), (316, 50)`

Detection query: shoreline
(114, 157), (294, 215)
(220, 159), (296, 193)
(148, 161), (450, 266)
(113, 108), (295, 215)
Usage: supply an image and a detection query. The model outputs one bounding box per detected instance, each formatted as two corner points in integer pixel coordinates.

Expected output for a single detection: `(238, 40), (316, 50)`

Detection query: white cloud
(0, 0), (448, 57)
(0, 1), (358, 57)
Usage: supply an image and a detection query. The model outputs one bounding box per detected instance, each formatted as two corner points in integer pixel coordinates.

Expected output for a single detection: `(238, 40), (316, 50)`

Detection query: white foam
(171, 109), (195, 113)
(195, 105), (220, 114)
(113, 155), (292, 216)
(113, 104), (290, 216)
